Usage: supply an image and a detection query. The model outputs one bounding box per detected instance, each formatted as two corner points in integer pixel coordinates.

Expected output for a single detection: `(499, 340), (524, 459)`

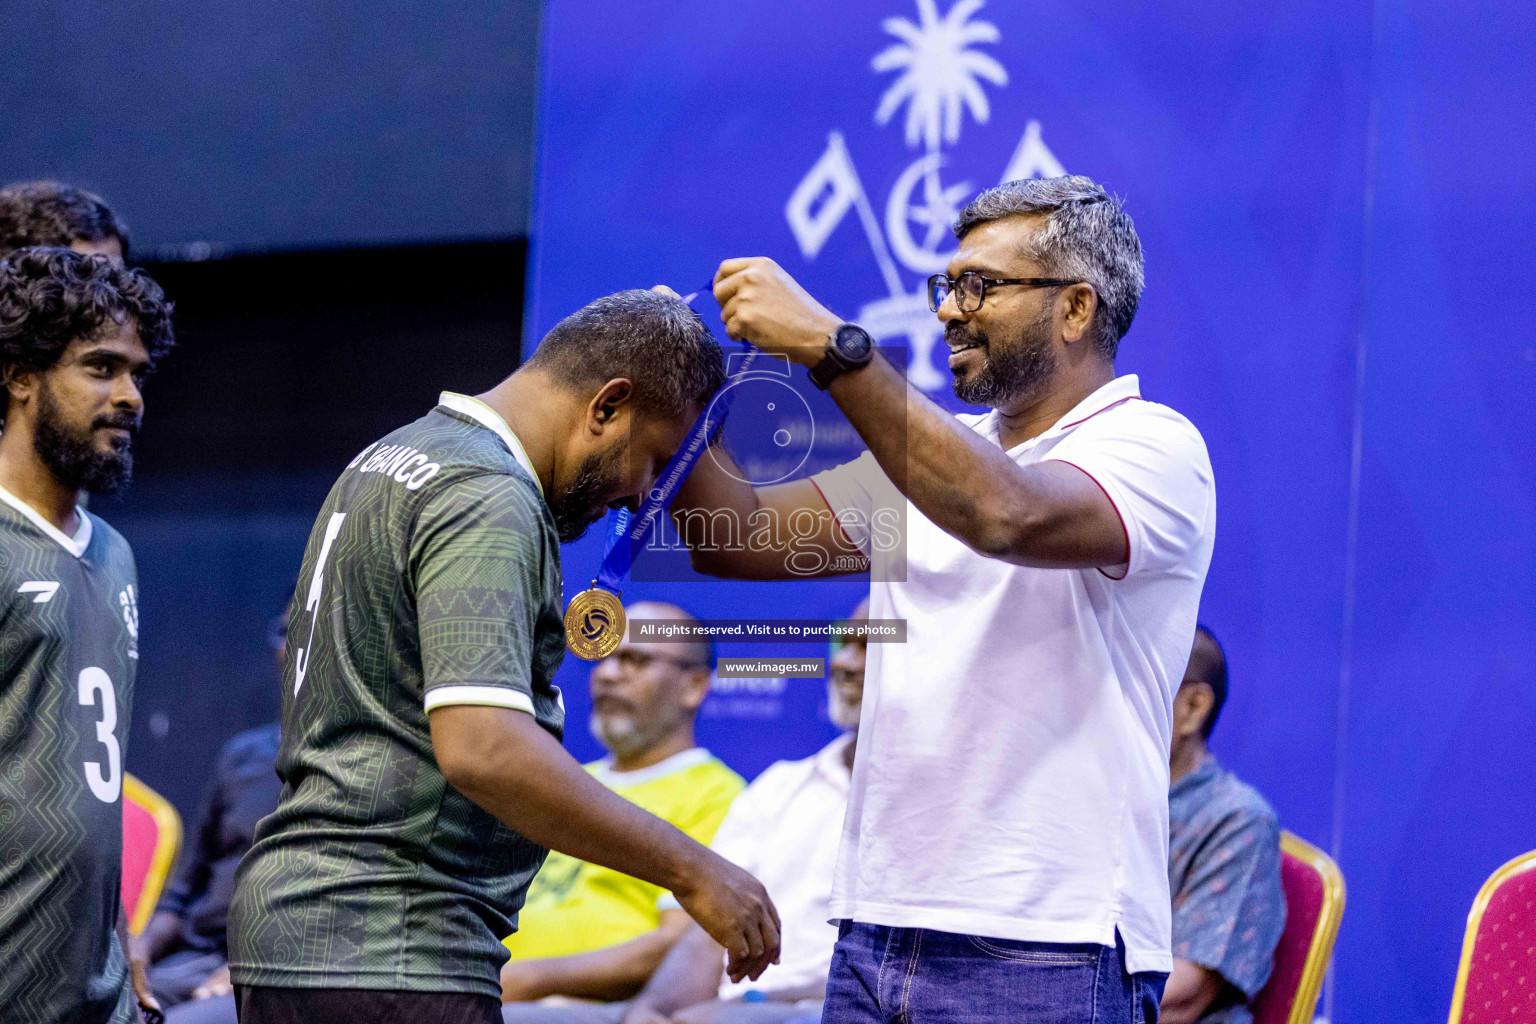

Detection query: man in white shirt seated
(618, 614), (868, 1024)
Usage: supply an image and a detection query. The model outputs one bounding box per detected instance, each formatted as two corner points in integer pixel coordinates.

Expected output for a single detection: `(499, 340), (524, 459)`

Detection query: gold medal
(563, 586), (626, 660)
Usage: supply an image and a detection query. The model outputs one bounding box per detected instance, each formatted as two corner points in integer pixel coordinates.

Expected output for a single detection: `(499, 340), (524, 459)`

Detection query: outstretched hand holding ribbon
(561, 283), (759, 659)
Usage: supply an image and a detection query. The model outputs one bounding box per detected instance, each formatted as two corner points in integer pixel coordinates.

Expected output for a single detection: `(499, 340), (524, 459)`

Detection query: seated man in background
(0, 179), (130, 261)
(501, 601), (742, 1009)
(1162, 625), (1287, 1024)
(131, 607), (289, 1024)
(620, 613), (867, 1024)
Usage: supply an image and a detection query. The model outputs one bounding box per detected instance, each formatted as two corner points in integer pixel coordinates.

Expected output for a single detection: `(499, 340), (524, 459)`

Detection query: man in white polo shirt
(671, 174), (1214, 1024)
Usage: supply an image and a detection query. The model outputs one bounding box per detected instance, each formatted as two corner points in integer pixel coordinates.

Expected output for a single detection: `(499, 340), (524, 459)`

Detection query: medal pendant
(564, 587), (625, 660)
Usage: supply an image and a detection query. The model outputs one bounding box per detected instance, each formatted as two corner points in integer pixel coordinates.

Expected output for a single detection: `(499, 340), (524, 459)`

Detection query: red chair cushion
(1459, 866), (1536, 1024)
(1251, 849), (1326, 1024)
(121, 797), (161, 924)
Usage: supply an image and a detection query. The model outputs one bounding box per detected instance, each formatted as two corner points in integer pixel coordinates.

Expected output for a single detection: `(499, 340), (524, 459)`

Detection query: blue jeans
(822, 922), (1167, 1024)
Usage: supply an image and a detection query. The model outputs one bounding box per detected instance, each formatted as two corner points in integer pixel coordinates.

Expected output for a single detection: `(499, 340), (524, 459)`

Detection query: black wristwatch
(808, 322), (874, 390)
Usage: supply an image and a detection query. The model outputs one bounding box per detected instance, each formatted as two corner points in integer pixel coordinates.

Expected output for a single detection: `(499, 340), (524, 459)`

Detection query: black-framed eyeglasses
(927, 272), (1085, 313)
(601, 648), (707, 673)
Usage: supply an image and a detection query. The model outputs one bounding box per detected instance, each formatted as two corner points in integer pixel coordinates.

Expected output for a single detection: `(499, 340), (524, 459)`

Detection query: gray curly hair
(953, 175), (1144, 359)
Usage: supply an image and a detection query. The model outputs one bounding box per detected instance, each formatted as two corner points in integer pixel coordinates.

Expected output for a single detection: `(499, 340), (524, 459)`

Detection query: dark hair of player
(0, 181), (130, 260)
(1192, 623), (1229, 739)
(528, 289), (726, 419)
(0, 248), (174, 426)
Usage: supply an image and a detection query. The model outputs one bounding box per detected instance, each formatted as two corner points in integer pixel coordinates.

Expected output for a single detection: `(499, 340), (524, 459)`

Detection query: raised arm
(430, 705), (779, 983)
(711, 258), (1130, 569)
(670, 443), (868, 580)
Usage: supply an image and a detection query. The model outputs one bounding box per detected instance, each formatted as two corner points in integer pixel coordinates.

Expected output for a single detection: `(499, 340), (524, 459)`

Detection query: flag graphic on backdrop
(785, 0), (1068, 392)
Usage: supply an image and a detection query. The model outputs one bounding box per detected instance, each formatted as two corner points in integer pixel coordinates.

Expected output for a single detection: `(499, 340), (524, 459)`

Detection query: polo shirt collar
(978, 374), (1143, 451)
(437, 391), (543, 497)
(1052, 374), (1142, 431)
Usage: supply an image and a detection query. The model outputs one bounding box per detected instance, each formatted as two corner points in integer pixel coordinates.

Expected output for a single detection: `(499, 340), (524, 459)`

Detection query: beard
(590, 706), (664, 763)
(550, 438), (630, 543)
(828, 684), (862, 730)
(32, 382), (137, 495)
(948, 304), (1059, 408)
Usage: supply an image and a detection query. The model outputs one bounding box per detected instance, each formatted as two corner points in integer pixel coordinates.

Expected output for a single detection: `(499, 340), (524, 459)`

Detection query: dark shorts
(234, 985), (501, 1024)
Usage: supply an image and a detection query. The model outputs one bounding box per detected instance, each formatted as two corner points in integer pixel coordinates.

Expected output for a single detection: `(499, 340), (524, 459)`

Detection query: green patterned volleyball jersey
(0, 490), (140, 1024)
(229, 394), (567, 998)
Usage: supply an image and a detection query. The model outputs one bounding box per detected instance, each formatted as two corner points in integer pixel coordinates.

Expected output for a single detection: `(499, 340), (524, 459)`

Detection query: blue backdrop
(525, 1), (1536, 1021)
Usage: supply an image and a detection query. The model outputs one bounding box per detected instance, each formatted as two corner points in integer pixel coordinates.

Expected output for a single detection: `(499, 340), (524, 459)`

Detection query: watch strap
(809, 323), (873, 390)
(808, 350), (848, 390)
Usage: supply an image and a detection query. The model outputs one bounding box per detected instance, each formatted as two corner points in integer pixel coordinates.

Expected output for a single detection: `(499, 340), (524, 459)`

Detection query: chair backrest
(121, 773), (183, 935)
(1251, 830), (1347, 1024)
(1447, 849), (1536, 1024)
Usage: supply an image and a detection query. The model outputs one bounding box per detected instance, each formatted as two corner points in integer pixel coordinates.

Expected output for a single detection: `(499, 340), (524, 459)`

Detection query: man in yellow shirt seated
(501, 601), (744, 1019)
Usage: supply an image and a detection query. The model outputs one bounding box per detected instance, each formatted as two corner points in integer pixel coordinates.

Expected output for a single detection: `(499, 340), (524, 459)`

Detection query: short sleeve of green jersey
(411, 473), (551, 715)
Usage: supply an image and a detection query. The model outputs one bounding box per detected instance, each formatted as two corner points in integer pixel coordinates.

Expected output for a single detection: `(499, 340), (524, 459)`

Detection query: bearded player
(229, 290), (780, 1024)
(0, 248), (176, 1023)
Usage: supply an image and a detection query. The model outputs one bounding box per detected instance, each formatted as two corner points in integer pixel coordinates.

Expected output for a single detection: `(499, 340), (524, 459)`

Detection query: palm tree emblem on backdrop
(872, 0), (1006, 272)
(782, 0), (1066, 392)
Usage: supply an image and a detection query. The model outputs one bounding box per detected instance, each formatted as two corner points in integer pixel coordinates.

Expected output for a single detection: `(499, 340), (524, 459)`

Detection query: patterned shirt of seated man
(1163, 625), (1287, 1024)
(500, 603), (743, 1004)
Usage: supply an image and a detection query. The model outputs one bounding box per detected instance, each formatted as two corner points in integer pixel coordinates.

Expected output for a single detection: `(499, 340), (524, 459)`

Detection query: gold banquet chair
(1249, 831), (1346, 1024)
(121, 772), (183, 935)
(1447, 849), (1536, 1024)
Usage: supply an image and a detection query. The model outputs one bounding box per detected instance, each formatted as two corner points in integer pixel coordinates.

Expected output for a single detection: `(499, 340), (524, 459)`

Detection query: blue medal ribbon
(589, 284), (758, 595)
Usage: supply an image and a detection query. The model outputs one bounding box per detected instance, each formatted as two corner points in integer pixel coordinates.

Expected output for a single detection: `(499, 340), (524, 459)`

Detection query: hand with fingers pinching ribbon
(711, 258), (842, 367)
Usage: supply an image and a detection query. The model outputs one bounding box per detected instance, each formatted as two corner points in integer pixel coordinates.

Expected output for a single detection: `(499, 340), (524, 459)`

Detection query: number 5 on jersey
(294, 511), (347, 696)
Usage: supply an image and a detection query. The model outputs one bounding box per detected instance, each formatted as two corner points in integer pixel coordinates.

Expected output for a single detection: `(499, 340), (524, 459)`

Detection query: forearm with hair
(670, 443), (863, 580)
(825, 355), (1126, 566)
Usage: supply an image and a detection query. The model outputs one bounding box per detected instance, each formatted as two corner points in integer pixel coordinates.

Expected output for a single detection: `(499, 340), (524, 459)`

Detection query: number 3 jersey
(0, 487), (140, 1024)
(229, 393), (566, 999)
